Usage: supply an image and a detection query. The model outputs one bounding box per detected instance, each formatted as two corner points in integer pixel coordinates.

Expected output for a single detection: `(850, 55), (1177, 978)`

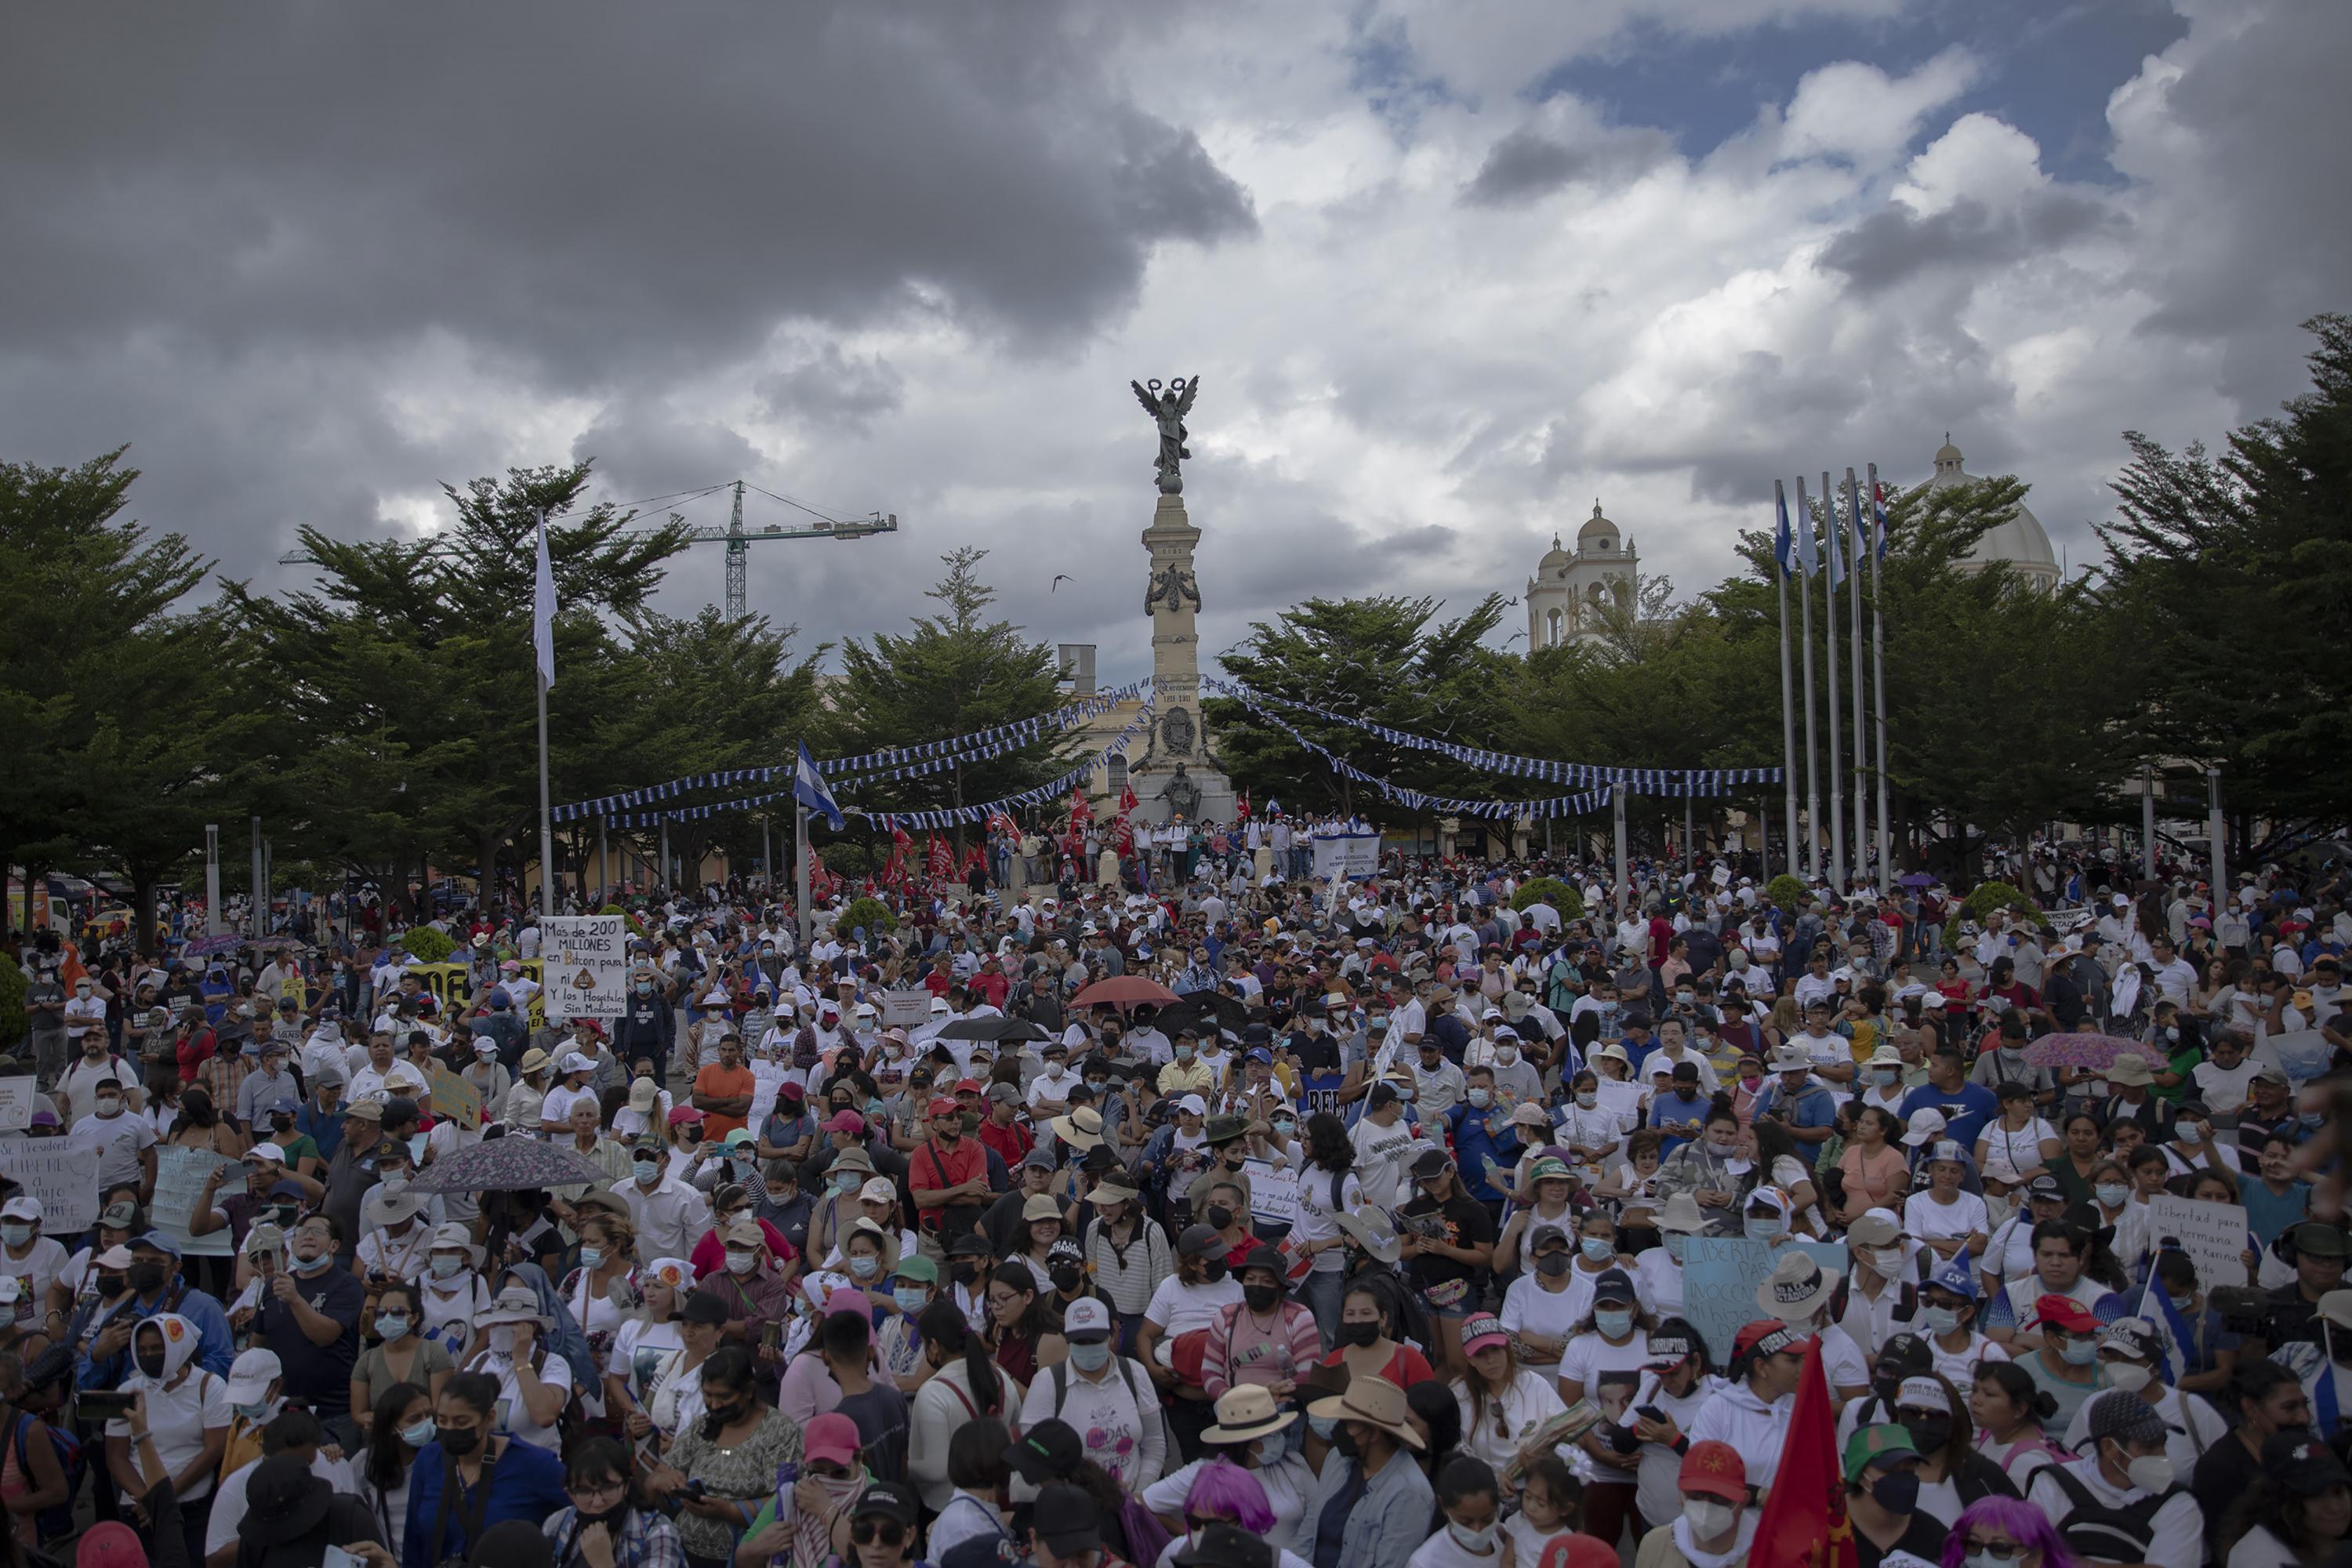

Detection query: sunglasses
(1959, 1542), (2029, 1563)
(850, 1519), (907, 1548)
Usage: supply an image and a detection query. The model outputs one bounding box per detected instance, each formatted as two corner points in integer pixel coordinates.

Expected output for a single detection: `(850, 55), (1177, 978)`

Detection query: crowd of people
(9, 838), (2352, 1568)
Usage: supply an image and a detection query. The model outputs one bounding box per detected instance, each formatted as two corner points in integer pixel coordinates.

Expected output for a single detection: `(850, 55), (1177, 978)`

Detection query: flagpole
(1795, 477), (1821, 882)
(1821, 468), (1846, 894)
(1868, 462), (1892, 891)
(1845, 467), (1868, 891)
(536, 670), (554, 916)
(795, 804), (811, 950)
(1775, 481), (1800, 884)
(532, 508), (557, 919)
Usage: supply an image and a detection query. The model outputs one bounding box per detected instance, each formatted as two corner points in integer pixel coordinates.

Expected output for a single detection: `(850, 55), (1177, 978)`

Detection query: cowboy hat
(1757, 1251), (1842, 1322)
(1306, 1374), (1423, 1450)
(1201, 1383), (1298, 1445)
(1332, 1207), (1402, 1265)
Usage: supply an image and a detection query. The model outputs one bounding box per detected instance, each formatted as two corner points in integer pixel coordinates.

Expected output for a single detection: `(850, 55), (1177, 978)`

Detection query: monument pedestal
(1131, 492), (1236, 826)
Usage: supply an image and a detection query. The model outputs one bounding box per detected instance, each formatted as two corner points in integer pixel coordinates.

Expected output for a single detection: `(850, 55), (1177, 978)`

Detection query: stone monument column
(1127, 376), (1236, 826)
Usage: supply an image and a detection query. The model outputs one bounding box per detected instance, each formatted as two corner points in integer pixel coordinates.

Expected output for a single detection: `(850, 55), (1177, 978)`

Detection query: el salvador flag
(793, 741), (846, 832)
(2134, 1259), (2194, 1385)
(1773, 481), (1797, 579)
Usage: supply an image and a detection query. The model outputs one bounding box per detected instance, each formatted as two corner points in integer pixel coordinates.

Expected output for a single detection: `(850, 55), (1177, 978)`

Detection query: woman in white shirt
(417, 1223), (490, 1363)
(1973, 1083), (2059, 1200)
(1902, 1141), (1991, 1266)
(1497, 1223), (1581, 1377)
(459, 1286), (573, 1451)
(604, 1257), (692, 1439)
(105, 1313), (231, 1517)
(1453, 1314), (1566, 1472)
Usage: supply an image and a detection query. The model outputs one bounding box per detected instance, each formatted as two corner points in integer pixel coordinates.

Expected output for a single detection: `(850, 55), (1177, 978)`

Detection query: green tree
(828, 549), (1072, 852)
(2100, 313), (2352, 855)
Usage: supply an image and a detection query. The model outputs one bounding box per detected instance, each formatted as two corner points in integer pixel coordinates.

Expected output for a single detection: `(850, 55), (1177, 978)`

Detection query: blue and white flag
(1871, 475), (1891, 561)
(1824, 482), (1846, 590)
(1793, 478), (1817, 577)
(2134, 1261), (2193, 1385)
(1847, 472), (1868, 576)
(793, 740), (845, 831)
(532, 509), (557, 688)
(1773, 481), (1797, 579)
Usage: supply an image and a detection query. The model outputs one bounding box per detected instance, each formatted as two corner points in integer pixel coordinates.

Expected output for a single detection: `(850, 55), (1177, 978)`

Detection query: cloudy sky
(6, 0), (2343, 681)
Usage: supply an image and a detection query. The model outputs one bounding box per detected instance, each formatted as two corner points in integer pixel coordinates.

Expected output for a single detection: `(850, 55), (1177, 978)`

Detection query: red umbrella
(1070, 976), (1181, 1010)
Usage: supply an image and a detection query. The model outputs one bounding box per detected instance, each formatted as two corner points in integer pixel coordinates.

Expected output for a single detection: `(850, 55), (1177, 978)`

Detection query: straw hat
(1306, 1375), (1423, 1450)
(1201, 1384), (1298, 1444)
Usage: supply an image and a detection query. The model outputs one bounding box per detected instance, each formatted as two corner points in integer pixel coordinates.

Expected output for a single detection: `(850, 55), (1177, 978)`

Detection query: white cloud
(1776, 48), (1982, 170)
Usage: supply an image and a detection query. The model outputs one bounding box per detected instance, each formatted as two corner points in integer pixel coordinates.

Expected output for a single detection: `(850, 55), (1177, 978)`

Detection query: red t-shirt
(972, 971), (1011, 1010)
(909, 1134), (988, 1232)
(977, 1116), (1033, 1171)
(1321, 1342), (1436, 1387)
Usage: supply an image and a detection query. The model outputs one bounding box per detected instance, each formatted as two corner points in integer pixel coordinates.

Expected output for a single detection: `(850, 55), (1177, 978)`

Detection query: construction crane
(276, 479), (899, 619)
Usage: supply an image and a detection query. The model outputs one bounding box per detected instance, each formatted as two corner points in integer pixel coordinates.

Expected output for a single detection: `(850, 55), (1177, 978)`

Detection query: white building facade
(1525, 501), (1638, 648)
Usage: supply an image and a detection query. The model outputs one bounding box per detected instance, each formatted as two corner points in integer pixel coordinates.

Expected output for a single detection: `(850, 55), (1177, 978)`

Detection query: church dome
(1924, 436), (2059, 585)
(1537, 532), (1573, 572)
(1576, 501), (1621, 554)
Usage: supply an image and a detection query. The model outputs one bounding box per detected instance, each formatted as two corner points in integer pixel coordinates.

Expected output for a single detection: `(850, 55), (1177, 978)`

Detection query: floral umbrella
(2020, 1032), (2167, 1070)
(409, 1134), (616, 1194)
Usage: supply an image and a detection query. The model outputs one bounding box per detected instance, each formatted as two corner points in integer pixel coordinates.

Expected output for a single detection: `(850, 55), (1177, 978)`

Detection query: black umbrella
(1156, 991), (1251, 1040)
(936, 1016), (1051, 1044)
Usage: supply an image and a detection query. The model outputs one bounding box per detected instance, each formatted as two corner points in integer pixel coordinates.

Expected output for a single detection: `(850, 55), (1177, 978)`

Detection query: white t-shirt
(1293, 1166), (1363, 1274)
(68, 1109), (157, 1187)
(0, 1236), (69, 1329)
(2027, 1459), (2203, 1568)
(1453, 1367), (1567, 1472)
(464, 1345), (574, 1451)
(1349, 1116), (1419, 1212)
(1556, 1328), (1652, 1410)
(1904, 1189), (1990, 1246)
(1143, 1276), (1245, 1340)
(1407, 1530), (1507, 1568)
(106, 1367), (231, 1501)
(1498, 1275), (1583, 1356)
(2193, 1059), (2262, 1115)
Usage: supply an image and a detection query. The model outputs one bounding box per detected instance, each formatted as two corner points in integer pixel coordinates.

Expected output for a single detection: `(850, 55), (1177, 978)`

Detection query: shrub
(398, 926), (456, 964)
(598, 904), (649, 939)
(1510, 877), (1582, 920)
(1765, 874), (1809, 909)
(0, 961), (24, 1053)
(838, 896), (897, 937)
(1942, 880), (2048, 948)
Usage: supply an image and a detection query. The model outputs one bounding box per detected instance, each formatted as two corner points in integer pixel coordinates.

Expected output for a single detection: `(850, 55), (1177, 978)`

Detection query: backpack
(2039, 1461), (2184, 1565)
(13, 1411), (84, 1539)
(1047, 1355), (1145, 1421)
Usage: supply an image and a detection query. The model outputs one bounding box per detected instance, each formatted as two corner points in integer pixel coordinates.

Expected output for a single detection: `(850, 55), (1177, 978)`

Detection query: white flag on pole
(533, 510), (557, 689)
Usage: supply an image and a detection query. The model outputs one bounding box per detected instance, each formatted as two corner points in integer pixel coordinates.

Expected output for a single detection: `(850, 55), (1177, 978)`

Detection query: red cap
(2029, 1293), (2101, 1333)
(1535, 1536), (1623, 1568)
(825, 1110), (866, 1134)
(804, 1412), (861, 1465)
(76, 1523), (148, 1568)
(1733, 1319), (1812, 1360)
(927, 1096), (960, 1117)
(954, 1077), (984, 1094)
(665, 1106), (705, 1127)
(1676, 1440), (1748, 1503)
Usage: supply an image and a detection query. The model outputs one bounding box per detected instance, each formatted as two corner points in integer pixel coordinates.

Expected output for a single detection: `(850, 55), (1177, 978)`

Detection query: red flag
(1115, 817), (1134, 856)
(1069, 786), (1094, 824)
(1236, 789), (1250, 822)
(1118, 782), (1138, 815)
(927, 836), (955, 881)
(1749, 1339), (1857, 1568)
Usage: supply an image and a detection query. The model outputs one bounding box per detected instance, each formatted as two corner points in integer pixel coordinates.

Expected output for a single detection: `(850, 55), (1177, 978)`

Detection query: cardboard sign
(2143, 1194), (2251, 1294)
(0, 1080), (37, 1134)
(544, 916), (630, 1021)
(151, 1145), (238, 1257)
(744, 1062), (792, 1141)
(430, 1062), (483, 1131)
(1243, 1159), (1299, 1226)
(1679, 1236), (1850, 1364)
(0, 1145), (99, 1232)
(880, 989), (932, 1029)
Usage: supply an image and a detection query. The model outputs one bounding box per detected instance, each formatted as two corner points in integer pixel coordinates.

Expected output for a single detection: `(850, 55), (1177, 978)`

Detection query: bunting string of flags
(596, 699), (1160, 833)
(1200, 676), (1781, 797)
(551, 681), (1148, 822)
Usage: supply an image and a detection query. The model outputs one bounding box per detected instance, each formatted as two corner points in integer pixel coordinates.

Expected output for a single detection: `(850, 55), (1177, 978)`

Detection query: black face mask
(440, 1425), (481, 1457)
(952, 1263), (979, 1287)
(1243, 1283), (1279, 1313)
(1051, 1265), (1084, 1293)
(1338, 1320), (1381, 1348)
(135, 1349), (167, 1378)
(1206, 1205), (1234, 1232)
(1198, 1258), (1229, 1283)
(1903, 1414), (1952, 1454)
(1534, 1253), (1573, 1278)
(576, 1502), (630, 1531)
(96, 1273), (129, 1300)
(128, 1263), (167, 1296)
(1867, 1471), (1920, 1515)
(1332, 1425), (1363, 1460)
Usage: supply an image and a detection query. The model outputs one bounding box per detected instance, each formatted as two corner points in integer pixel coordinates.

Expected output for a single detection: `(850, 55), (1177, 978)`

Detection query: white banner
(1243, 1159), (1299, 1226)
(2144, 1193), (2251, 1294)
(0, 1146), (98, 1232)
(880, 989), (932, 1029)
(151, 1145), (238, 1257)
(1309, 832), (1382, 881)
(744, 1062), (792, 1142)
(543, 915), (632, 1022)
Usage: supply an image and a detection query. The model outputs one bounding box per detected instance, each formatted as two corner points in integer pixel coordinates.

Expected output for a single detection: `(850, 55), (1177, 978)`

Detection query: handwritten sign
(744, 1062), (791, 1142)
(1242, 1159), (1299, 1226)
(1679, 1236), (1849, 1364)
(430, 1062), (483, 1131)
(151, 1145), (238, 1256)
(0, 1080), (37, 1133)
(543, 915), (630, 1022)
(880, 989), (932, 1029)
(0, 1145), (99, 1232)
(2144, 1194), (2251, 1294)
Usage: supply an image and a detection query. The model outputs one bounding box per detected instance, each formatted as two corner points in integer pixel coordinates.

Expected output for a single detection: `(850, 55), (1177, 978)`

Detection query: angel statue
(1130, 376), (1199, 495)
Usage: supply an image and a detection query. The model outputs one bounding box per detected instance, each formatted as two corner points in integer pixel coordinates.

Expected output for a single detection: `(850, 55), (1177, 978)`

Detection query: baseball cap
(2028, 1294), (2102, 1334)
(1007, 1421), (1084, 1484)
(1062, 1298), (1113, 1341)
(1461, 1314), (1509, 1356)
(1030, 1482), (1102, 1557)
(1842, 1424), (1923, 1480)
(1676, 1440), (1748, 1504)
(1177, 1224), (1226, 1259)
(2084, 1388), (2168, 1448)
(224, 1347), (285, 1405)
(2265, 1431), (2352, 1497)
(804, 1412), (862, 1466)
(850, 1480), (919, 1530)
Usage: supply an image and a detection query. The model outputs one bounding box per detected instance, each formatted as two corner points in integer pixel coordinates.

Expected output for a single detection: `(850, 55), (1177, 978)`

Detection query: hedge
(1510, 877), (1583, 920)
(839, 896), (898, 936)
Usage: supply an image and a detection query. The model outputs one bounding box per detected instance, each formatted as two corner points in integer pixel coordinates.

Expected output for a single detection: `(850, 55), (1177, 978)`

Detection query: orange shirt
(691, 1061), (756, 1138)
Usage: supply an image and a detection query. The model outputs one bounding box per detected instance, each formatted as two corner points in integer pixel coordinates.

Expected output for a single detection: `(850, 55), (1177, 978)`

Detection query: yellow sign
(404, 960), (545, 1029)
(430, 1061), (485, 1131)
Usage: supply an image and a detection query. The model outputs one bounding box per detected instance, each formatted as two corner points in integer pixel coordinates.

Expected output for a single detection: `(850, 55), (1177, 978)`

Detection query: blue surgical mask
(633, 1160), (663, 1185)
(892, 1287), (930, 1315)
(1664, 1234), (1690, 1261)
(1308, 1414), (1337, 1440)
(1466, 1088), (1491, 1109)
(1068, 1339), (1112, 1373)
(1919, 1305), (1960, 1336)
(834, 1172), (861, 1193)
(375, 1314), (411, 1341)
(849, 1254), (880, 1279)
(401, 1418), (436, 1448)
(1255, 1425), (1291, 1466)
(1595, 1308), (1635, 1338)
(1745, 1218), (1785, 1241)
(579, 1247), (604, 1269)
(2167, 1292), (2197, 1313)
(1581, 1237), (1614, 1262)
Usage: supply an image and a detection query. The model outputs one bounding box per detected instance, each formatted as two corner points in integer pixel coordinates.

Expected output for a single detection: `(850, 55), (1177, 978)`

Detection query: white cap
(0, 1196), (41, 1223)
(1901, 1108), (1949, 1146)
(223, 1346), (284, 1405)
(249, 1143), (288, 1165)
(858, 1176), (897, 1203)
(561, 1051), (596, 1073)
(1177, 1094), (1209, 1116)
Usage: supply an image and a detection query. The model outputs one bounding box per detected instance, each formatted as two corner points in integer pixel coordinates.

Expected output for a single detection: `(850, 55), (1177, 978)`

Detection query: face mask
(96, 1098), (123, 1119)
(1919, 1305), (1961, 1335)
(430, 1254), (463, 1279)
(235, 1399), (278, 1425)
(1273, 1118), (1297, 1135)
(439, 1425), (481, 1457)
(2060, 1338), (2099, 1365)
(1534, 1252), (1573, 1278)
(1331, 1425), (1363, 1460)
(1868, 1469), (1920, 1514)
(727, 1249), (757, 1275)
(1869, 1247), (1907, 1276)
(1051, 1263), (1084, 1292)
(1447, 1523), (1497, 1554)
(1575, 1092), (1597, 1109)
(2104, 1361), (2152, 1393)
(1871, 1068), (1900, 1087)
(1664, 1234), (1690, 1261)
(1338, 1320), (1380, 1348)
(2095, 1184), (2129, 1207)
(579, 1247), (604, 1270)
(1206, 1205), (1234, 1232)
(129, 1261), (169, 1294)
(1581, 1236), (1614, 1262)
(135, 1349), (167, 1378)
(1744, 1218), (1784, 1241)
(636, 982), (652, 995)
(1904, 1414), (1952, 1453)
(1707, 1137), (1738, 1156)
(849, 1254), (880, 1279)
(488, 1327), (517, 1356)
(376, 1313), (412, 1341)
(1308, 1414), (1338, 1440)
(401, 1418), (436, 1448)
(0, 1225), (28, 1249)
(952, 1262), (978, 1287)
(1068, 1339), (1112, 1373)
(1254, 1425), (1290, 1467)
(1682, 1497), (1739, 1539)
(1497, 1048), (1517, 1065)
(1243, 1283), (1280, 1313)
(1595, 1308), (1635, 1338)
(2120, 1448), (2173, 1494)
(1174, 1047), (1194, 1062)
(1395, 1085), (1416, 1102)
(633, 1160), (663, 1185)
(96, 1272), (129, 1300)
(1466, 1088), (1491, 1109)
(892, 1287), (929, 1315)
(2167, 1292), (2196, 1314)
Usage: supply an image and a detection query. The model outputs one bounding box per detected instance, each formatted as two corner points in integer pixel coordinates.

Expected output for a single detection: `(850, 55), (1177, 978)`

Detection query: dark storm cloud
(756, 346), (906, 434)
(1818, 191), (2118, 293)
(1458, 125), (1671, 207)
(0, 2), (1254, 378)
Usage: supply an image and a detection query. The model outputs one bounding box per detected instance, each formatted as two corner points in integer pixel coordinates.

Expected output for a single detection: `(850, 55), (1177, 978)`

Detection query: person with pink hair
(1162, 1459), (1315, 1568)
(1940, 1495), (2079, 1568)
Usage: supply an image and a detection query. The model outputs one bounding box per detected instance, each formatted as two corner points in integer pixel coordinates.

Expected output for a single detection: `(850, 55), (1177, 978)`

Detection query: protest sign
(543, 915), (631, 1021)
(880, 989), (932, 1029)
(0, 1080), (36, 1133)
(2144, 1194), (2251, 1292)
(2256, 1029), (2333, 1086)
(1591, 1076), (1643, 1129)
(1309, 832), (1382, 881)
(1243, 1159), (1300, 1226)
(430, 1062), (483, 1131)
(151, 1145), (238, 1257)
(0, 1145), (96, 1232)
(745, 1062), (791, 1140)
(1679, 1236), (1849, 1364)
